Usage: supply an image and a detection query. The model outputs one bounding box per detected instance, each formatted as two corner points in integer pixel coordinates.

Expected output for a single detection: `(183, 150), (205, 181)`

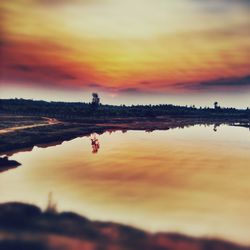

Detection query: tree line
(0, 97), (249, 120)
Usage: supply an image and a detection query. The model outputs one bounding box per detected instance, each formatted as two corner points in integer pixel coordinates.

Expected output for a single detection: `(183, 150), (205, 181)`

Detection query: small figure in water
(90, 134), (100, 154)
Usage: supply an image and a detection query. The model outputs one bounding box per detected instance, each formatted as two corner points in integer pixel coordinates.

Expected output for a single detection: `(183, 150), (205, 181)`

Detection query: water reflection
(213, 123), (222, 132)
(90, 134), (100, 154)
(0, 125), (249, 245)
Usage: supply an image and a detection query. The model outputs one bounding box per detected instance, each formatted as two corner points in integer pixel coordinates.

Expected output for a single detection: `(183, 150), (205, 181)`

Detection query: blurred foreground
(0, 202), (249, 250)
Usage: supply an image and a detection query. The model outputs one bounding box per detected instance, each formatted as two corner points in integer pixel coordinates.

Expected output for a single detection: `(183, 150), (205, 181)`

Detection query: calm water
(0, 125), (250, 244)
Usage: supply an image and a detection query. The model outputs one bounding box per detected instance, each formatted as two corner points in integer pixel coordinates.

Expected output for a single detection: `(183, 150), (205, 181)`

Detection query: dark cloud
(10, 64), (77, 80)
(196, 75), (250, 88)
(120, 88), (140, 93)
(87, 83), (102, 88)
(11, 64), (32, 72)
(195, 0), (250, 4)
(193, 0), (250, 10)
(191, 0), (250, 16)
(176, 75), (250, 92)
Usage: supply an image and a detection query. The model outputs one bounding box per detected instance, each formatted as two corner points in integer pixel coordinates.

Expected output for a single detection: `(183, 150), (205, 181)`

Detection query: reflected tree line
(88, 123), (223, 155)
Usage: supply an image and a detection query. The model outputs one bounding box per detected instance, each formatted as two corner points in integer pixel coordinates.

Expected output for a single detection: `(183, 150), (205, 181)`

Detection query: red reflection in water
(90, 134), (100, 154)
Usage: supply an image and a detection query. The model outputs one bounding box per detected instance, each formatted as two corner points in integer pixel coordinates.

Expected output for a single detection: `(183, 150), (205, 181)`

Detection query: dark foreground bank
(0, 202), (249, 250)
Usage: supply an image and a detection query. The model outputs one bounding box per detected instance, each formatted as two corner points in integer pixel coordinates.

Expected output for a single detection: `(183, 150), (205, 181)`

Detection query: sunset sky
(1, 0), (250, 107)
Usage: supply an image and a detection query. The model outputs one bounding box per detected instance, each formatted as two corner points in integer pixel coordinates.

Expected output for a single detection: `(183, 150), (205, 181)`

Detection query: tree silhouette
(214, 101), (219, 109)
(92, 93), (100, 107)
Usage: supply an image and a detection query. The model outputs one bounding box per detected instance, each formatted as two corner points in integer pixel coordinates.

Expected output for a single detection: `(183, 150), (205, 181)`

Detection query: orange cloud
(0, 35), (102, 89)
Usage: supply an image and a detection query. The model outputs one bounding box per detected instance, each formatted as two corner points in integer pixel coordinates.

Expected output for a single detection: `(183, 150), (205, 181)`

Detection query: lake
(0, 125), (249, 245)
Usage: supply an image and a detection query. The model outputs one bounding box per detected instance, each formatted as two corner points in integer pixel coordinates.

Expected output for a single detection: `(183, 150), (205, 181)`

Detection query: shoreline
(0, 115), (249, 156)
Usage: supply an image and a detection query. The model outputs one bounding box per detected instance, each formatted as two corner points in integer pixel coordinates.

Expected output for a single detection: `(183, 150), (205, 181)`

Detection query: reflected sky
(0, 125), (250, 245)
